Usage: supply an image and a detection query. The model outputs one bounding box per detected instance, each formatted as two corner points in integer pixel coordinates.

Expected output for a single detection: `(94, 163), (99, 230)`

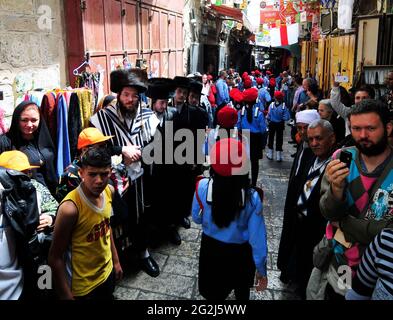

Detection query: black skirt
(198, 233), (255, 300)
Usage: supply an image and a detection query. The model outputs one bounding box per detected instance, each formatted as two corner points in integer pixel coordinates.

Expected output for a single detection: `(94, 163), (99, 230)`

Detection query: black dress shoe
(180, 217), (191, 229)
(279, 272), (290, 284)
(140, 256), (160, 277)
(290, 152), (297, 158)
(168, 227), (181, 246)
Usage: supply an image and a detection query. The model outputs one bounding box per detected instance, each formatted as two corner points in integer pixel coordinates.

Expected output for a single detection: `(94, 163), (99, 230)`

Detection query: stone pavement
(114, 128), (301, 300)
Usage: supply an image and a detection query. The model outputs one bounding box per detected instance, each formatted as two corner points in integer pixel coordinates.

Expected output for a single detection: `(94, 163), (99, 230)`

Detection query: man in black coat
(277, 119), (336, 299)
(142, 77), (182, 246)
(171, 77), (208, 230)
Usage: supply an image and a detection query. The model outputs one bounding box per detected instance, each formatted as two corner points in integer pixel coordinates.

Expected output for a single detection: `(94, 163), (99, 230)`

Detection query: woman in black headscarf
(0, 101), (57, 195)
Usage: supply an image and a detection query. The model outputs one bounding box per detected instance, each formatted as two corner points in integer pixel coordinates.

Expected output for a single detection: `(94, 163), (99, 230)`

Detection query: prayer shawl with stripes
(90, 101), (159, 149)
(90, 101), (160, 180)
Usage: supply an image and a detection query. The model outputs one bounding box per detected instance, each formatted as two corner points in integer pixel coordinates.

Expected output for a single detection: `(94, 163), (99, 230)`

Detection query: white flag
(270, 23), (299, 47)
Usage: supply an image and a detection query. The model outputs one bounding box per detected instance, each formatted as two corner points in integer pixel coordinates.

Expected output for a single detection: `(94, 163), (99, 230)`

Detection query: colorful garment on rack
(76, 89), (93, 129)
(68, 93), (82, 160)
(75, 71), (102, 111)
(41, 92), (58, 145)
(56, 93), (71, 177)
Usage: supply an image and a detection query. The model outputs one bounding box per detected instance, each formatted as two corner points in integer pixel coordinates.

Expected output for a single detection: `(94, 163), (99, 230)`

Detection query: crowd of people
(1, 64), (393, 301)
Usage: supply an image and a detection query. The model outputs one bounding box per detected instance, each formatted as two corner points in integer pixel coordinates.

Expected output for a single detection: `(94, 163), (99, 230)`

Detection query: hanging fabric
(56, 92), (71, 177)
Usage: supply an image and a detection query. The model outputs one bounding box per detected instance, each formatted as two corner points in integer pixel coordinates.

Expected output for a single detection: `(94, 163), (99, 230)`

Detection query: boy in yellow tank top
(49, 147), (123, 300)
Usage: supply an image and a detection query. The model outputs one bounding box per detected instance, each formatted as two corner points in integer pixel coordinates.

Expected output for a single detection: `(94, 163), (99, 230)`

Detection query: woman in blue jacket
(192, 138), (268, 300)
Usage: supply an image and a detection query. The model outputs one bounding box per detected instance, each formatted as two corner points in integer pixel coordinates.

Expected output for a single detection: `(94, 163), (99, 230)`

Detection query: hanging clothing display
(75, 71), (104, 112)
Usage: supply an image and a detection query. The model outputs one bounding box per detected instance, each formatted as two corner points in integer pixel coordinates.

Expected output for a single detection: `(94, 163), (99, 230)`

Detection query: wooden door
(65, 0), (184, 93)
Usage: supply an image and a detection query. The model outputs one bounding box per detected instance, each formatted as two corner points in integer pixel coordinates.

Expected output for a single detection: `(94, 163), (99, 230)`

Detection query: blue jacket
(192, 178), (268, 276)
(258, 88), (272, 109)
(215, 78), (230, 106)
(237, 104), (267, 134)
(267, 101), (290, 123)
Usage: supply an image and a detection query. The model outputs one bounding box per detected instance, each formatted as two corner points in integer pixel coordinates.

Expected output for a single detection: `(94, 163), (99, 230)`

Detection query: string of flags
(255, 0), (321, 47)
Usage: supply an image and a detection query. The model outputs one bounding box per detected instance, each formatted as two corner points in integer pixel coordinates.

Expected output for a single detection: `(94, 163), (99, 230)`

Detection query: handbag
(313, 235), (333, 271)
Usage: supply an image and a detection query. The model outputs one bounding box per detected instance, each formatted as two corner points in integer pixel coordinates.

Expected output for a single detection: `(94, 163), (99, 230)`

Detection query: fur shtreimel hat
(110, 69), (147, 94)
(146, 78), (175, 100)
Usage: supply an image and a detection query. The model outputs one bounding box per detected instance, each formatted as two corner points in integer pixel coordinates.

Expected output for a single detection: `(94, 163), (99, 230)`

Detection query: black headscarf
(6, 101), (57, 194)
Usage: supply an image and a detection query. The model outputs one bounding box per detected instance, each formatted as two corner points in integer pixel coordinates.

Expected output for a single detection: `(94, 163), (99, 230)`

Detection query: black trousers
(268, 121), (285, 151)
(249, 132), (263, 187)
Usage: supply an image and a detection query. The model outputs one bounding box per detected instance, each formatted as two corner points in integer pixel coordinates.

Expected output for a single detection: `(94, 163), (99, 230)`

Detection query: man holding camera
(318, 99), (393, 299)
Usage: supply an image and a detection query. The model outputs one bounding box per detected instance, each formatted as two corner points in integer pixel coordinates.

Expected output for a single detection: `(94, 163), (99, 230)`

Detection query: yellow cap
(77, 128), (114, 150)
(0, 151), (40, 172)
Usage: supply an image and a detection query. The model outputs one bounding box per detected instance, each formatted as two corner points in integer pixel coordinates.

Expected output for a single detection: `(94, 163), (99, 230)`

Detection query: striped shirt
(350, 229), (393, 299)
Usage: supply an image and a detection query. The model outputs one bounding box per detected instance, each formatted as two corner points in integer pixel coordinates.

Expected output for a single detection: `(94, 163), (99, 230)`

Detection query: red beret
(243, 77), (252, 89)
(207, 75), (213, 81)
(210, 138), (248, 177)
(242, 88), (258, 103)
(256, 77), (263, 86)
(274, 91), (284, 100)
(255, 70), (261, 76)
(242, 72), (249, 79)
(230, 88), (244, 103)
(217, 106), (238, 129)
(266, 71), (272, 76)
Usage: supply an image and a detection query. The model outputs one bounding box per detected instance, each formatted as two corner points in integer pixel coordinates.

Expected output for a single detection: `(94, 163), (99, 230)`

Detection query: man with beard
(319, 99), (393, 299)
(90, 69), (161, 277)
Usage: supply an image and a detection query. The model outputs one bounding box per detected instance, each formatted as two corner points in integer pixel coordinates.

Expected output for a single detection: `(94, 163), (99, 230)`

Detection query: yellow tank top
(61, 185), (113, 297)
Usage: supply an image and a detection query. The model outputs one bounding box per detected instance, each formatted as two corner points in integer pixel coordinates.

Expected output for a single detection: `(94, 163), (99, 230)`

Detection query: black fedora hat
(146, 78), (176, 99)
(189, 80), (203, 93)
(110, 69), (147, 94)
(173, 76), (191, 89)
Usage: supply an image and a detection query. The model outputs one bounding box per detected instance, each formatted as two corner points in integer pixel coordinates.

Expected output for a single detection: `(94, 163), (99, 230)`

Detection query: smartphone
(339, 150), (352, 168)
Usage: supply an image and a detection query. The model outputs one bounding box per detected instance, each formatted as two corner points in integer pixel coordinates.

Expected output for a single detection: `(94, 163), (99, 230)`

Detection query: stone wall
(0, 0), (66, 126)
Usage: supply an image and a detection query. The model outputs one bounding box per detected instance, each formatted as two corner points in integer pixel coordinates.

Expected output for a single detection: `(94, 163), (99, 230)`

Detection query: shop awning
(209, 4), (243, 22)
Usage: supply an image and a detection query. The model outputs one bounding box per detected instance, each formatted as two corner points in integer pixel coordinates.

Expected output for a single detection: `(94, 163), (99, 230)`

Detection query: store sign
(260, 0), (298, 27)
